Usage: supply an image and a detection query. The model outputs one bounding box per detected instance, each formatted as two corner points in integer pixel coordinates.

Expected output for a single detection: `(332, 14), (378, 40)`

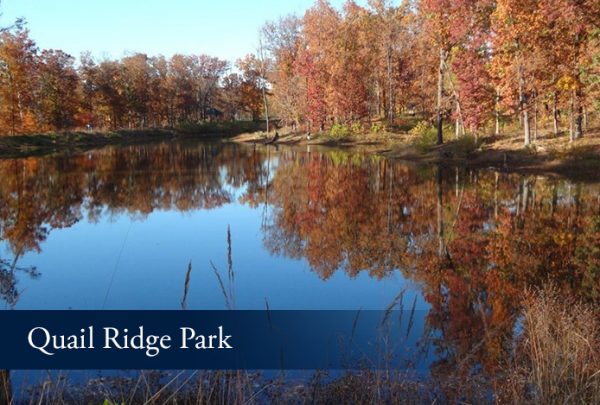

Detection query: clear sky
(0, 0), (359, 63)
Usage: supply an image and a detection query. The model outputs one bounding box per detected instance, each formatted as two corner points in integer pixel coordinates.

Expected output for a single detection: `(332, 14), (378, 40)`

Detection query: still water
(1, 139), (599, 375)
(0, 141), (423, 311)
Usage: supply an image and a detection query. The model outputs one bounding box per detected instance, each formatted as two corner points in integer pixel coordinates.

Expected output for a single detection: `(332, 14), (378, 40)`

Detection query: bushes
(328, 122), (364, 138)
(370, 122), (388, 134)
(454, 133), (480, 155)
(409, 121), (438, 150)
(329, 123), (351, 138)
(328, 123), (358, 138)
(408, 121), (480, 154)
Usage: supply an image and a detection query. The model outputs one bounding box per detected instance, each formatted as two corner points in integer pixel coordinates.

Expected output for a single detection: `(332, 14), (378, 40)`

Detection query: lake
(1, 139), (599, 393)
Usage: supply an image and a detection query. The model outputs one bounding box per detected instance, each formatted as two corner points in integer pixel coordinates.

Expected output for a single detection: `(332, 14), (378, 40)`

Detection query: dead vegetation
(499, 287), (600, 404)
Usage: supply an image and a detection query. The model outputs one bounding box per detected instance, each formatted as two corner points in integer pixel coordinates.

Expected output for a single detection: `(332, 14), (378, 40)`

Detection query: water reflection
(0, 140), (599, 381)
(1, 142), (599, 299)
(0, 253), (39, 308)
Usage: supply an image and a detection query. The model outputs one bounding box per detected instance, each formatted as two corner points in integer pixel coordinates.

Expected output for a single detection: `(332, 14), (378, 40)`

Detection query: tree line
(0, 0), (599, 145)
(261, 0), (600, 145)
(0, 20), (268, 135)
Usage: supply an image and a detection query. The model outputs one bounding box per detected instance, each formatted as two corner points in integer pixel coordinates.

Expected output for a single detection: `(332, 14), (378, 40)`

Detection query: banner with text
(0, 310), (432, 370)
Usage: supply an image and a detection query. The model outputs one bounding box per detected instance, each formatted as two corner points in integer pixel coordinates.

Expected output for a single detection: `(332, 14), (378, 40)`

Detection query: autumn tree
(148, 55), (171, 127)
(419, 0), (490, 144)
(261, 15), (305, 129)
(538, 0), (600, 140)
(450, 1), (495, 134)
(220, 73), (244, 120)
(37, 50), (79, 130)
(169, 54), (196, 123)
(93, 59), (126, 128)
(419, 0), (452, 144)
(368, 0), (411, 124)
(121, 53), (151, 128)
(236, 54), (267, 121)
(0, 26), (38, 134)
(491, 0), (544, 146)
(78, 52), (99, 127)
(326, 1), (373, 123)
(194, 55), (229, 120)
(297, 0), (340, 131)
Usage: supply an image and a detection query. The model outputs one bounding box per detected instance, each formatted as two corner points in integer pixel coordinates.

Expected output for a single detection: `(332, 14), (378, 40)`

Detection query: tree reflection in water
(0, 141), (599, 392)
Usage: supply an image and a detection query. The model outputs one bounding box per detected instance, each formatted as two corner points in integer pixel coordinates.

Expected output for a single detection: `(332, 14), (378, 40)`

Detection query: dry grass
(14, 370), (440, 405)
(20, 370), (259, 405)
(6, 285), (599, 404)
(502, 286), (600, 404)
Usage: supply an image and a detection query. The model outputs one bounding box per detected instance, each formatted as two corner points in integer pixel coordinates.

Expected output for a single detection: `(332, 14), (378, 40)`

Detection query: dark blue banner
(0, 311), (431, 370)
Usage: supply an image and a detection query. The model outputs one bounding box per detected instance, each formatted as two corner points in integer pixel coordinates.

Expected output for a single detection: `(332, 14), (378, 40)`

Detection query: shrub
(329, 123), (352, 138)
(454, 134), (480, 156)
(350, 122), (362, 134)
(408, 120), (431, 137)
(409, 121), (438, 150)
(370, 122), (387, 134)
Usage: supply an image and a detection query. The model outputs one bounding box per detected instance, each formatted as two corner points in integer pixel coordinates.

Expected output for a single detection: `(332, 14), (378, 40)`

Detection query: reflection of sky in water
(1, 141), (598, 315)
(4, 195), (423, 311)
(3, 141), (599, 400)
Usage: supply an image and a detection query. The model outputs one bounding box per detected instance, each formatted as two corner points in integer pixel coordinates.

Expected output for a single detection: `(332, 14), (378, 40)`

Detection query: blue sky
(0, 0), (361, 63)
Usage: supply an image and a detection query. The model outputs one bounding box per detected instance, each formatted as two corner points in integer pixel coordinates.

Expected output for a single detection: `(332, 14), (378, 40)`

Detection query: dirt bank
(234, 129), (600, 181)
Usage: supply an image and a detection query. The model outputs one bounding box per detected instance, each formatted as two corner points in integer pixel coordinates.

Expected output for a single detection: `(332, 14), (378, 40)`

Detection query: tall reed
(502, 286), (600, 404)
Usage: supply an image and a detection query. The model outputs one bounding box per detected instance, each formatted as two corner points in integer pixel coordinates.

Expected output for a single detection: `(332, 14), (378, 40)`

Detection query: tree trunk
(387, 46), (394, 125)
(262, 86), (270, 134)
(518, 65), (530, 146)
(455, 167), (459, 197)
(575, 106), (583, 139)
(436, 166), (445, 257)
(454, 101), (464, 139)
(551, 184), (557, 215)
(495, 88), (501, 136)
(574, 88), (583, 139)
(9, 75), (16, 136)
(495, 112), (500, 136)
(494, 172), (499, 219)
(533, 96), (538, 142)
(455, 117), (460, 140)
(376, 82), (381, 118)
(522, 178), (530, 212)
(569, 90), (575, 142)
(436, 48), (445, 145)
(553, 92), (559, 136)
(523, 109), (531, 146)
(1, 370), (11, 404)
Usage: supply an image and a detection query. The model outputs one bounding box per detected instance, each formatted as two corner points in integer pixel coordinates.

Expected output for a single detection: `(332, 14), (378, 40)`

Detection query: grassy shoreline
(234, 127), (600, 181)
(0, 121), (265, 159)
(2, 123), (600, 180)
(0, 129), (179, 158)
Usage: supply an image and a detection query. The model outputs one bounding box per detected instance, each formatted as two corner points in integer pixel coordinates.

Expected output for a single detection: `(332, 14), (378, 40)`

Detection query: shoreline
(1, 128), (600, 180)
(0, 121), (264, 158)
(0, 129), (179, 159)
(233, 130), (600, 181)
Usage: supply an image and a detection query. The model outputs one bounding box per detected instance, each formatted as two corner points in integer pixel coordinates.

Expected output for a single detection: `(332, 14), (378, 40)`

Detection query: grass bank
(0, 129), (177, 159)
(0, 121), (266, 159)
(234, 121), (600, 181)
(3, 118), (600, 181)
